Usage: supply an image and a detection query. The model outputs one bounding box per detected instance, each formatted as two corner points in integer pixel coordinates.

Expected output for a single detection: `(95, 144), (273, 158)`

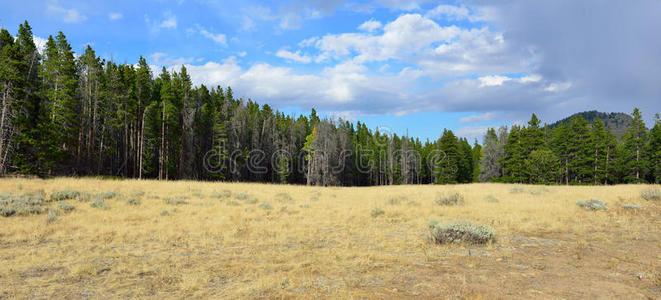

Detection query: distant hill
(548, 111), (633, 137)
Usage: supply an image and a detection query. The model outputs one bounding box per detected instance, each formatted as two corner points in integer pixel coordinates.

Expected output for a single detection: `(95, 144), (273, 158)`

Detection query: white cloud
(47, 1), (87, 23)
(279, 13), (303, 30)
(145, 11), (178, 33)
(459, 112), (497, 123)
(276, 49), (312, 63)
(298, 37), (318, 48)
(316, 14), (461, 63)
(160, 12), (177, 29)
(520, 74), (542, 83)
(544, 81), (572, 92)
(108, 12), (123, 20)
(197, 26), (227, 46)
(150, 52), (195, 66)
(425, 5), (470, 20)
(456, 126), (491, 141)
(358, 19), (382, 32)
(478, 75), (511, 87)
(33, 36), (48, 54)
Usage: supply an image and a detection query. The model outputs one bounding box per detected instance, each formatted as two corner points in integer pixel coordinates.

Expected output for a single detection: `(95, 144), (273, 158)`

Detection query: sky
(2, 0), (661, 142)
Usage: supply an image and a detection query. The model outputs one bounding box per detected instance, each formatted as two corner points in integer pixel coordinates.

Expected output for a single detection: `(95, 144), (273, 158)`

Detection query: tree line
(479, 110), (661, 184)
(1, 22), (659, 185)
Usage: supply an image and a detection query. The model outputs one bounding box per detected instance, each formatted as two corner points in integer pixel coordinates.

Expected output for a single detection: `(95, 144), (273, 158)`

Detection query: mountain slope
(548, 111), (632, 136)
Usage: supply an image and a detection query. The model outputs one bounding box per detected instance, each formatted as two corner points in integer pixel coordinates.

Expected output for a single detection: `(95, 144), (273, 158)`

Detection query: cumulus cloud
(276, 49), (312, 63)
(358, 19), (382, 32)
(459, 112), (497, 123)
(425, 5), (469, 20)
(150, 52), (195, 66)
(46, 1), (87, 23)
(478, 75), (511, 87)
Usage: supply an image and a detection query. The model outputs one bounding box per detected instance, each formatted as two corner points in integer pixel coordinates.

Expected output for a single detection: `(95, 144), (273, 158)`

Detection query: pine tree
(648, 114), (661, 183)
(621, 108), (649, 183)
(550, 122), (570, 184)
(436, 129), (459, 184)
(591, 118), (609, 184)
(471, 139), (482, 182)
(502, 125), (525, 183)
(525, 149), (561, 184)
(567, 115), (593, 183)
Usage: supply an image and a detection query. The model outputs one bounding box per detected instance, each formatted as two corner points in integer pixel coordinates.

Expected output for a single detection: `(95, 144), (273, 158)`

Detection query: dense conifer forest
(1, 22), (660, 185)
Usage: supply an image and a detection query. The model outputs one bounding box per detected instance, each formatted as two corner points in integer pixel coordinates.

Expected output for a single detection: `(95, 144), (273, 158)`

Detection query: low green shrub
(211, 190), (232, 199)
(131, 190), (145, 197)
(126, 198), (141, 205)
(621, 204), (641, 210)
(0, 193), (45, 217)
(235, 193), (249, 200)
(160, 210), (169, 216)
(259, 202), (272, 210)
(50, 190), (80, 201)
(227, 200), (241, 206)
(96, 191), (119, 199)
(164, 197), (188, 205)
(244, 198), (258, 204)
(641, 188), (661, 201)
(576, 199), (607, 211)
(57, 201), (75, 212)
(436, 193), (465, 206)
(429, 221), (495, 244)
(90, 198), (109, 209)
(371, 207), (385, 218)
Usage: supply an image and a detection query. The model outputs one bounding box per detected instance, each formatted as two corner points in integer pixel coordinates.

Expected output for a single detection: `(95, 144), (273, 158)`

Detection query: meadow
(0, 178), (660, 299)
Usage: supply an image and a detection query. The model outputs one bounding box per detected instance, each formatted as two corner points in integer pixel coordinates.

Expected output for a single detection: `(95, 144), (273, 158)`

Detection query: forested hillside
(1, 22), (660, 185)
(549, 111), (633, 137)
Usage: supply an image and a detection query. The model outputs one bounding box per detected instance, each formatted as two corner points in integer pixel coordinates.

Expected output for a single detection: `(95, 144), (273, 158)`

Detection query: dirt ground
(0, 178), (659, 299)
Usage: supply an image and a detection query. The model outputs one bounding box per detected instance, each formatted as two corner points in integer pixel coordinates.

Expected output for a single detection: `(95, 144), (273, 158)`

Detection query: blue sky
(3, 0), (661, 141)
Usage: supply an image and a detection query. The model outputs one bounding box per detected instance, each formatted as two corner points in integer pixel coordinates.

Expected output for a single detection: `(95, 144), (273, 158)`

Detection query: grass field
(1, 178), (660, 299)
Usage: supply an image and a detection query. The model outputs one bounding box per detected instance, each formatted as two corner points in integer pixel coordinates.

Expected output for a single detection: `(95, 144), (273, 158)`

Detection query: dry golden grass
(1, 178), (660, 298)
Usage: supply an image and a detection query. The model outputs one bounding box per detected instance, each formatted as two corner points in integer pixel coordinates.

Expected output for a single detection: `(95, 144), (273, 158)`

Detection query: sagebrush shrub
(259, 202), (272, 210)
(50, 190), (80, 201)
(131, 190), (145, 197)
(227, 200), (241, 206)
(576, 199), (607, 211)
(641, 188), (661, 201)
(96, 191), (119, 199)
(235, 193), (249, 200)
(244, 198), (258, 204)
(126, 198), (141, 205)
(57, 201), (75, 212)
(164, 197), (188, 205)
(429, 221), (495, 244)
(90, 198), (109, 209)
(371, 207), (385, 218)
(211, 190), (232, 199)
(0, 193), (45, 217)
(436, 193), (465, 206)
